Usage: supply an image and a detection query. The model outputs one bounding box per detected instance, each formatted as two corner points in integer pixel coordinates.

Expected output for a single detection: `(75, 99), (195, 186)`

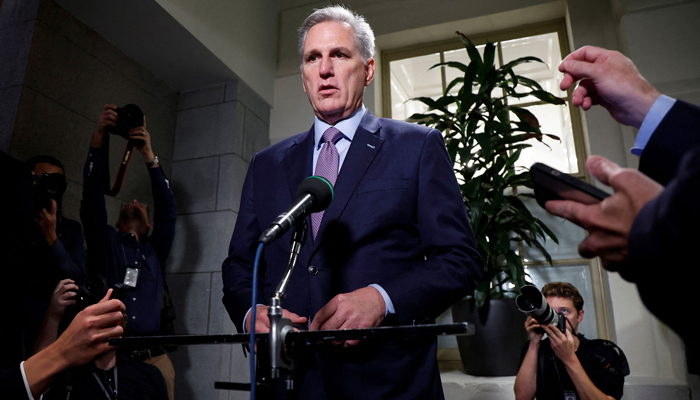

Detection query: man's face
(117, 199), (151, 236)
(301, 21), (375, 125)
(545, 296), (584, 334)
(32, 162), (64, 184)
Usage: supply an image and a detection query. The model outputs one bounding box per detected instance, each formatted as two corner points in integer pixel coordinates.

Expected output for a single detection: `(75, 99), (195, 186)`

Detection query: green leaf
(430, 61), (469, 73)
(530, 90), (566, 105)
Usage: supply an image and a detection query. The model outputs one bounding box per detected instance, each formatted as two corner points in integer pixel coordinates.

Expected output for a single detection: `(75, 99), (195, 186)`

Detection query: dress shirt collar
(314, 105), (366, 149)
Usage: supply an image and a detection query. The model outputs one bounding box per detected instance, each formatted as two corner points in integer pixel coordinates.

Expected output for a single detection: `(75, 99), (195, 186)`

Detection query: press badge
(124, 267), (139, 289)
(563, 391), (577, 400)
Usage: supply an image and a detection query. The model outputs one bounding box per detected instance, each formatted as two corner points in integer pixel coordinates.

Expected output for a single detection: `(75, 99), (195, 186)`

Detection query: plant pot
(451, 297), (528, 376)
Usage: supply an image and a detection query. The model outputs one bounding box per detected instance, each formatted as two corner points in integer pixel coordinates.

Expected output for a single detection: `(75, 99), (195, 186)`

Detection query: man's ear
(365, 58), (376, 86)
(577, 309), (584, 324)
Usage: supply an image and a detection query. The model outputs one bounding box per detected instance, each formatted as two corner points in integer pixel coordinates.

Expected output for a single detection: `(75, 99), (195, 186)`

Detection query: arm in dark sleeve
(379, 130), (484, 324)
(221, 155), (266, 333)
(80, 147), (111, 278)
(148, 166), (177, 270)
(48, 219), (86, 284)
(639, 100), (700, 185)
(626, 145), (700, 343)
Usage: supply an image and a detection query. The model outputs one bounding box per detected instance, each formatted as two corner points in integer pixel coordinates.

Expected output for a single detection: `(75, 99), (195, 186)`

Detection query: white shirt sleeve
(368, 284), (395, 316)
(20, 361), (39, 400)
(631, 95), (677, 156)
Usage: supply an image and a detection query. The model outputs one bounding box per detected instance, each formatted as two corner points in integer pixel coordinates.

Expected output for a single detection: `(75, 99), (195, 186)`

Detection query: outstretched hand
(545, 156), (663, 271)
(559, 46), (660, 128)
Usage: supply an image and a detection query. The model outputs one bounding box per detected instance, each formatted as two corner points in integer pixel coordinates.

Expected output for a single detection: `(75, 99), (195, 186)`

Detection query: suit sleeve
(221, 154), (266, 333)
(625, 145), (700, 343)
(0, 365), (30, 400)
(379, 129), (483, 324)
(638, 100), (700, 185)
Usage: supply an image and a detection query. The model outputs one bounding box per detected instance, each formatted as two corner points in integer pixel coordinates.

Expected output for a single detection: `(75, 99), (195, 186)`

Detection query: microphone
(258, 176), (333, 244)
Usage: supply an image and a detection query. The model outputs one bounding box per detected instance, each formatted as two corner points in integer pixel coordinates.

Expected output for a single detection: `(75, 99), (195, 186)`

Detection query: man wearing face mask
(514, 282), (629, 400)
(81, 104), (177, 399)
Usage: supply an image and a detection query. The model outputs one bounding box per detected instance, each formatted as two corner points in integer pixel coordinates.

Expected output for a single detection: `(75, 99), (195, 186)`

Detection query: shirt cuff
(368, 284), (395, 316)
(242, 305), (265, 333)
(632, 95), (677, 156)
(20, 361), (38, 400)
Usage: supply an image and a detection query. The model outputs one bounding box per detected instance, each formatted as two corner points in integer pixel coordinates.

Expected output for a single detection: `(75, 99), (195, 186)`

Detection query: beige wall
(154, 0), (277, 105)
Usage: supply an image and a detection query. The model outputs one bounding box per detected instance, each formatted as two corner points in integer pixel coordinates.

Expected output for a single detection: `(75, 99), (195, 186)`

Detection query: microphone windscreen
(297, 176), (334, 212)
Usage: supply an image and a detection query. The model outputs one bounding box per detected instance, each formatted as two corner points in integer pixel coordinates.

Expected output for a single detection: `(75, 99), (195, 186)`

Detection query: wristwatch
(146, 155), (159, 167)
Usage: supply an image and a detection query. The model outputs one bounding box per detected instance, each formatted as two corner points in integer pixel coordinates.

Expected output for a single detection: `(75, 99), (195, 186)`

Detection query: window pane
(501, 32), (565, 105)
(514, 102), (579, 174)
(389, 53), (442, 121)
(518, 191), (587, 262)
(525, 263), (598, 339)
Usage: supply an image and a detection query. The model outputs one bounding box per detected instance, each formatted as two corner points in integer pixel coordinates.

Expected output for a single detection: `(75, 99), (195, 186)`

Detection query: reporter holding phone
(543, 46), (700, 354)
(514, 282), (628, 400)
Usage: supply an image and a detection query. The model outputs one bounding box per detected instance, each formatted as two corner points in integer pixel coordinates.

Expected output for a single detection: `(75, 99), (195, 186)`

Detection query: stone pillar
(168, 81), (270, 400)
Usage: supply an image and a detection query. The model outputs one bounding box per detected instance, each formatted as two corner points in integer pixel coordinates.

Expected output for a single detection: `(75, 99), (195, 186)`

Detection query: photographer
(81, 104), (176, 398)
(23, 156), (86, 359)
(514, 282), (628, 400)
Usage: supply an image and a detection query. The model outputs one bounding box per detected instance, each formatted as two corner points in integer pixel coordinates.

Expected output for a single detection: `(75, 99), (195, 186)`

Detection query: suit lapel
(311, 112), (384, 252)
(285, 126), (315, 203)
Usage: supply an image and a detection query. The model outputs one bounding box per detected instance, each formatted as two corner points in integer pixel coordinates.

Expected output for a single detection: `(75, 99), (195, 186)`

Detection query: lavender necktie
(312, 127), (344, 240)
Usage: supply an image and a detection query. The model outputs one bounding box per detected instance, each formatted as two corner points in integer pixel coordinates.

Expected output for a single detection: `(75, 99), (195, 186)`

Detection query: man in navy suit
(221, 5), (482, 399)
(544, 45), (700, 353)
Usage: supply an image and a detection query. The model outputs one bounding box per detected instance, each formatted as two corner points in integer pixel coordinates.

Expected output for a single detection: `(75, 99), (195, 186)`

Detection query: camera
(59, 275), (130, 334)
(516, 285), (567, 333)
(106, 104), (144, 140)
(32, 172), (67, 214)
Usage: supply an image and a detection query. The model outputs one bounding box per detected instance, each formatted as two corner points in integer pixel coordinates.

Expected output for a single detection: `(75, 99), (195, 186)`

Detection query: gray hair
(298, 5), (375, 64)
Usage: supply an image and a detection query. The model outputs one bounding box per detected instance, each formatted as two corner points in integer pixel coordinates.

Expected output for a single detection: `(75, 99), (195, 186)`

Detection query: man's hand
(245, 305), (308, 334)
(92, 104), (118, 148)
(524, 316), (544, 344)
(34, 199), (58, 246)
(309, 286), (386, 347)
(545, 156), (663, 271)
(559, 46), (660, 128)
(128, 115), (156, 164)
(45, 279), (78, 323)
(53, 289), (125, 366)
(542, 324), (577, 364)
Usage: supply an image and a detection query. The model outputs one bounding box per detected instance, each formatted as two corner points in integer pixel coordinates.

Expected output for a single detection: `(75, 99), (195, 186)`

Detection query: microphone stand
(268, 219), (307, 389)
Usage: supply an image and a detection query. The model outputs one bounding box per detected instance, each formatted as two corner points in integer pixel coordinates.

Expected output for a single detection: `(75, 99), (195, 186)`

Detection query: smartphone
(530, 162), (610, 209)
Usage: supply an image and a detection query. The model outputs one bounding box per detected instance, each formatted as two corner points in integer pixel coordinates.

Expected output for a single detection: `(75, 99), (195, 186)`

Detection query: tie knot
(321, 127), (344, 145)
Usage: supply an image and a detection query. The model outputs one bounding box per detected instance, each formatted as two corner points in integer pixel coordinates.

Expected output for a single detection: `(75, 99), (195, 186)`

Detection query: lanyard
(92, 365), (118, 400)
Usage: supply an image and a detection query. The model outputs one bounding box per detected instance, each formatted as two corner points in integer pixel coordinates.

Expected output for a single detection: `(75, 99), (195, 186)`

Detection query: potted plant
(409, 32), (563, 376)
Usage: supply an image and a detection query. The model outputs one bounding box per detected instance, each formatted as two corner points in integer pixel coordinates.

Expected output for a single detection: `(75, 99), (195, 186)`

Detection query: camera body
(106, 104), (144, 139)
(32, 172), (67, 214)
(59, 275), (130, 334)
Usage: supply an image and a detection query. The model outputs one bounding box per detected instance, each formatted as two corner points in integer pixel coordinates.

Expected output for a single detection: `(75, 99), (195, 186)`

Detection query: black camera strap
(103, 140), (135, 197)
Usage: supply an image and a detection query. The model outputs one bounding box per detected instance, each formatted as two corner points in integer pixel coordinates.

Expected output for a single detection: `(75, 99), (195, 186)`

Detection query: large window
(382, 20), (586, 177)
(382, 21), (613, 367)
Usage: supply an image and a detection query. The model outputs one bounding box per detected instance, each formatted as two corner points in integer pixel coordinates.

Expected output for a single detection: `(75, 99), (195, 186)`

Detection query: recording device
(32, 172), (67, 214)
(516, 285), (566, 333)
(258, 176), (334, 244)
(531, 162), (609, 209)
(106, 104), (144, 140)
(59, 275), (131, 334)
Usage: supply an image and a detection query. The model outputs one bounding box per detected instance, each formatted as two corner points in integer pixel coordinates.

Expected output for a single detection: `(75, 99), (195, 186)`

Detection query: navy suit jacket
(222, 111), (482, 399)
(626, 100), (700, 349)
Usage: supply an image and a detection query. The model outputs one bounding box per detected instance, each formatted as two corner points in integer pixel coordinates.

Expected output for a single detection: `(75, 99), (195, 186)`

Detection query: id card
(563, 391), (577, 400)
(124, 267), (139, 288)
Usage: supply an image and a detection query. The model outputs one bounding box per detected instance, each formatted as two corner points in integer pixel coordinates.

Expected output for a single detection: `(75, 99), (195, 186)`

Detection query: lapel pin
(366, 144), (375, 149)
